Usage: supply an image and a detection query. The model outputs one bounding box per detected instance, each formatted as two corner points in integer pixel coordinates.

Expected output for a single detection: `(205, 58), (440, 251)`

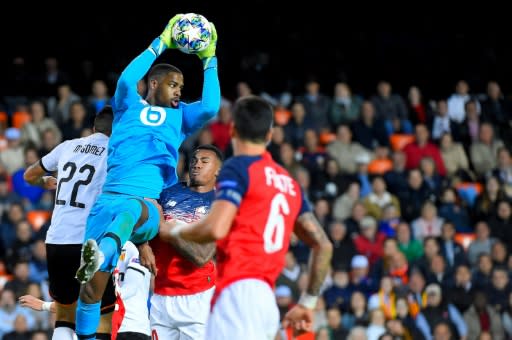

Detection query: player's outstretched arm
(182, 21), (220, 135)
(23, 161), (57, 190)
(162, 200), (236, 243)
(19, 295), (55, 313)
(282, 212), (332, 335)
(160, 225), (216, 267)
(196, 22), (218, 68)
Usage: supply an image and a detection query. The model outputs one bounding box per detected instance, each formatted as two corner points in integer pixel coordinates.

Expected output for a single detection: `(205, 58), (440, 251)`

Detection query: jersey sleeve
(215, 157), (250, 207)
(298, 189), (313, 216)
(113, 38), (165, 115)
(40, 141), (68, 172)
(181, 57), (221, 136)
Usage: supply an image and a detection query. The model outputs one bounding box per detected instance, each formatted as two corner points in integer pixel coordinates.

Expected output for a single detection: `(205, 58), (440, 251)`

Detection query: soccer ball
(171, 13), (212, 54)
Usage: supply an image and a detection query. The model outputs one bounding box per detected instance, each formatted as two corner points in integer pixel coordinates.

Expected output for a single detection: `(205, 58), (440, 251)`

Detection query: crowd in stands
(2, 55), (512, 340)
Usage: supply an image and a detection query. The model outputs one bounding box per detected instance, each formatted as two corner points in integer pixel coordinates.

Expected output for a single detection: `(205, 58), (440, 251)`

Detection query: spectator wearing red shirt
(353, 216), (386, 266)
(403, 123), (446, 176)
(208, 100), (232, 152)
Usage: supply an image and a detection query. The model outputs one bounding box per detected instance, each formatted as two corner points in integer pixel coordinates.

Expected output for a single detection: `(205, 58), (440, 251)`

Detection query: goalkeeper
(75, 14), (220, 340)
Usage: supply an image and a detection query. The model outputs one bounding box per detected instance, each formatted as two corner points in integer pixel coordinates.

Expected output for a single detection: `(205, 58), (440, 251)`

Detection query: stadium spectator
(370, 80), (411, 135)
(463, 289), (505, 340)
(329, 82), (362, 127)
(403, 123), (446, 176)
(470, 122), (504, 178)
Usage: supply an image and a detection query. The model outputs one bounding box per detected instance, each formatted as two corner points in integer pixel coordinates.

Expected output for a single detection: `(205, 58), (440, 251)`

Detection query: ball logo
(140, 107), (166, 126)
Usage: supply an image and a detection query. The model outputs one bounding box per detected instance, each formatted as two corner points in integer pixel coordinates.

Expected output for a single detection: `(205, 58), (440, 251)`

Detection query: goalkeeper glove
(159, 14), (183, 49)
(197, 22), (217, 61)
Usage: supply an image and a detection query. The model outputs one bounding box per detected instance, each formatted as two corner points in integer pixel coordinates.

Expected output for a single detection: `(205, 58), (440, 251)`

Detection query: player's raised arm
(114, 14), (183, 111)
(23, 141), (66, 190)
(182, 22), (220, 134)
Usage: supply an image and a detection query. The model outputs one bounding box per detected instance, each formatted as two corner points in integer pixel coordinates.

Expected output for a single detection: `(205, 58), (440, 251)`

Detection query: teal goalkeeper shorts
(84, 192), (160, 271)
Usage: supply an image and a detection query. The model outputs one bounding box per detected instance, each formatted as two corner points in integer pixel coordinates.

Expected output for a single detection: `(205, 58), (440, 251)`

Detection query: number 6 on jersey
(263, 193), (290, 253)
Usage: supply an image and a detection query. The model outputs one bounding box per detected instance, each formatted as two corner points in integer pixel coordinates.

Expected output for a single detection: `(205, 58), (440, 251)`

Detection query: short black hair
(94, 105), (114, 136)
(193, 144), (224, 162)
(232, 95), (273, 143)
(148, 63), (182, 81)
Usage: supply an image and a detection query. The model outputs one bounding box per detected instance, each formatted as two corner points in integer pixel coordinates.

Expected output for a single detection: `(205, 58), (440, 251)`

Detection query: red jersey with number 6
(212, 152), (310, 305)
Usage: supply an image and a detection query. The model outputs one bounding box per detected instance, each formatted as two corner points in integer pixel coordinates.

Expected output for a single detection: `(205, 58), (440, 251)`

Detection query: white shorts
(150, 286), (214, 340)
(205, 279), (279, 340)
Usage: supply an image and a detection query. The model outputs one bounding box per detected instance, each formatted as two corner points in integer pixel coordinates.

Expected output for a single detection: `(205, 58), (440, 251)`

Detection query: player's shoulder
(162, 181), (188, 193)
(66, 133), (106, 145)
(223, 154), (263, 171)
(160, 182), (189, 200)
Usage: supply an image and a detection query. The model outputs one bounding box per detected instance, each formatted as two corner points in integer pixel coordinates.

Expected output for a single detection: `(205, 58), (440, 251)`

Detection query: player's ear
(229, 122), (236, 137)
(149, 78), (158, 90)
(265, 129), (272, 143)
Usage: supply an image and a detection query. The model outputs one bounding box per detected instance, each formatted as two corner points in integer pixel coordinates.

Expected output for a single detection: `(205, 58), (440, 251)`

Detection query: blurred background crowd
(2, 59), (512, 340)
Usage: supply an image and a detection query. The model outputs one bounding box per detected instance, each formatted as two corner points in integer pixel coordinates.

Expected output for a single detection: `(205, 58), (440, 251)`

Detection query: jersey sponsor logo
(131, 257), (140, 264)
(166, 200), (177, 207)
(140, 106), (166, 126)
(195, 206), (207, 215)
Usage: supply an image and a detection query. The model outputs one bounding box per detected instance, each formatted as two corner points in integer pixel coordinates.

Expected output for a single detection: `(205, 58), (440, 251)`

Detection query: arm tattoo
(294, 212), (333, 296)
(169, 237), (216, 267)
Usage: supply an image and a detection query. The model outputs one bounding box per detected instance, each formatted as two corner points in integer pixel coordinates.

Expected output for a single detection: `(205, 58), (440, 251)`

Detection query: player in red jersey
(161, 95), (333, 339)
(138, 144), (223, 340)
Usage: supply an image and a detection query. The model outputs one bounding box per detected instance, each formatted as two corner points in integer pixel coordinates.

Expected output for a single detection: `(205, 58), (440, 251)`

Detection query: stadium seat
(12, 111), (31, 129)
(274, 108), (291, 126)
(319, 131), (336, 145)
(454, 232), (476, 251)
(367, 159), (393, 174)
(0, 112), (8, 129)
(389, 133), (415, 151)
(27, 210), (51, 231)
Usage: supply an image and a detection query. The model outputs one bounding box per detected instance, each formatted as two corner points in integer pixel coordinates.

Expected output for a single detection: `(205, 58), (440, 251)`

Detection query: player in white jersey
(111, 241), (151, 340)
(23, 106), (115, 340)
(19, 241), (151, 340)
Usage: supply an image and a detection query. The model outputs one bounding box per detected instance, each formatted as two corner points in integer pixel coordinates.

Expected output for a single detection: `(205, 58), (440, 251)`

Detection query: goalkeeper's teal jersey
(105, 38), (220, 199)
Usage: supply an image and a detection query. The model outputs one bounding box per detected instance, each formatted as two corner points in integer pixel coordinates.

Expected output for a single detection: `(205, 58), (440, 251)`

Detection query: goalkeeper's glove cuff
(148, 37), (167, 57)
(202, 56), (217, 70)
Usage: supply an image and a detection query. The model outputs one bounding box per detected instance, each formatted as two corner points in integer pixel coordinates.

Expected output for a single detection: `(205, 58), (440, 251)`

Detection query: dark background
(2, 4), (511, 102)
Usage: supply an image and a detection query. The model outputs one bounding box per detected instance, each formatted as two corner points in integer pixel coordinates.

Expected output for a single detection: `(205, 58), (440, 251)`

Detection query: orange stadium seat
(274, 108), (291, 126)
(0, 112), (8, 129)
(367, 158), (393, 174)
(454, 232), (476, 251)
(319, 131), (336, 145)
(286, 327), (314, 340)
(389, 133), (415, 151)
(27, 210), (51, 231)
(12, 111), (31, 129)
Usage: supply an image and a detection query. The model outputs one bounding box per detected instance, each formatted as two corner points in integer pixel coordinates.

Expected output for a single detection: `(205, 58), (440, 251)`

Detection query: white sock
(52, 327), (76, 340)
